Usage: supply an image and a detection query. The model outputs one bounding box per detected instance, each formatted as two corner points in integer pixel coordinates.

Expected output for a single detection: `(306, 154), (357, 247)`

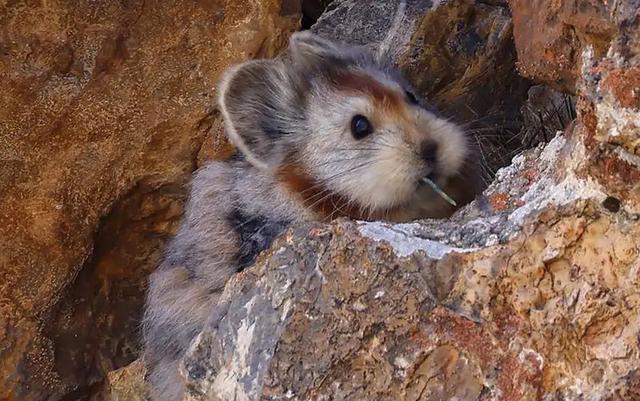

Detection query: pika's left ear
(288, 31), (365, 69)
(217, 59), (299, 171)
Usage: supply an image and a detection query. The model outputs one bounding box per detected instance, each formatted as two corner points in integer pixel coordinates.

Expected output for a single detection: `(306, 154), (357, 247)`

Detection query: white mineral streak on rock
(357, 221), (476, 259)
(585, 46), (640, 166)
(507, 135), (608, 225)
(597, 100), (640, 137)
(377, 0), (407, 60)
(615, 146), (640, 168)
(211, 367), (250, 401)
(518, 347), (544, 369)
(211, 297), (258, 401)
(358, 133), (614, 259)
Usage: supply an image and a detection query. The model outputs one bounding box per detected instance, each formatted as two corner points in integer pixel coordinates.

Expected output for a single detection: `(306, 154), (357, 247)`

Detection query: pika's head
(219, 32), (477, 221)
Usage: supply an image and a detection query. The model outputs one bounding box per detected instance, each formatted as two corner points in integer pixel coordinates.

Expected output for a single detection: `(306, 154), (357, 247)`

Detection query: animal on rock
(142, 31), (480, 401)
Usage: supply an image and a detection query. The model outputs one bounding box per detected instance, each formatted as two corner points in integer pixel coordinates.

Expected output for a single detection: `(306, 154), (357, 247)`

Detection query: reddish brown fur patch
(276, 159), (388, 221)
(332, 71), (408, 116)
(331, 71), (423, 144)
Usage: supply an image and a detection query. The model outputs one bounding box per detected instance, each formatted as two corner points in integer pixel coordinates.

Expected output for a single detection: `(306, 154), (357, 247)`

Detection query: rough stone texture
(314, 0), (531, 178)
(181, 136), (640, 401)
(573, 4), (640, 210)
(6, 0), (640, 400)
(0, 1), (299, 400)
(91, 360), (148, 401)
(509, 0), (639, 94)
(179, 1), (640, 400)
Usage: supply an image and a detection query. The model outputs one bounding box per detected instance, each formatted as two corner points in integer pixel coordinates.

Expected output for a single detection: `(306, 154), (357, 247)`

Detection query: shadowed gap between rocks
(44, 181), (188, 400)
(301, 0), (335, 29)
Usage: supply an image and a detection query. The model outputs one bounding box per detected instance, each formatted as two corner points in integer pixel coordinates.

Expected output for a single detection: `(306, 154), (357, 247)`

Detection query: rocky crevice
(2, 0), (639, 400)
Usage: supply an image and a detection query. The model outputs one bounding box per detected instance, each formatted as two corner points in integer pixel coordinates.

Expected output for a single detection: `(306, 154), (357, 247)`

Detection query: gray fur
(143, 31), (477, 401)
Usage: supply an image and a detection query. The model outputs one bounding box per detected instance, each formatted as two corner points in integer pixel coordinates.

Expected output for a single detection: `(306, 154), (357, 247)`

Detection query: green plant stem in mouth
(421, 177), (457, 207)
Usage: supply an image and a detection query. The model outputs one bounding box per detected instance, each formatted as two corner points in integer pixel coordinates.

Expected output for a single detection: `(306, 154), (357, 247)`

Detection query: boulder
(91, 360), (148, 401)
(510, 0), (639, 203)
(509, 0), (638, 94)
(181, 134), (640, 400)
(0, 1), (299, 400)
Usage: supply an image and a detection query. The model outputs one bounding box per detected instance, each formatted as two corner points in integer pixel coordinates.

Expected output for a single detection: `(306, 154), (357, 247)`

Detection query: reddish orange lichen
(489, 192), (510, 211)
(601, 67), (640, 109)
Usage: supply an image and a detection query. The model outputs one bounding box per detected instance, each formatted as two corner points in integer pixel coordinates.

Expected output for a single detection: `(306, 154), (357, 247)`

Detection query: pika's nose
(421, 141), (439, 164)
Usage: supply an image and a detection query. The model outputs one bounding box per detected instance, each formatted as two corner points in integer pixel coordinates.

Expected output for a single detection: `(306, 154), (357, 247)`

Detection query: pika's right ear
(217, 59), (296, 171)
(288, 31), (361, 71)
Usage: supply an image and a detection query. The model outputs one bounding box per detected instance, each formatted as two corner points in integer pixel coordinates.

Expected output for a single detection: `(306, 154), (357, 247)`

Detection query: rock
(0, 1), (299, 400)
(571, 0), (640, 208)
(509, 0), (638, 94)
(182, 145), (640, 399)
(180, 1), (640, 400)
(179, 132), (640, 401)
(314, 0), (531, 178)
(5, 0), (638, 399)
(91, 360), (148, 401)
(512, 0), (640, 204)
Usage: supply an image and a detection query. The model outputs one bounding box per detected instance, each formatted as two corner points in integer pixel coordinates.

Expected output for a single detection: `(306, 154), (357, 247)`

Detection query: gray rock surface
(312, 0), (432, 58)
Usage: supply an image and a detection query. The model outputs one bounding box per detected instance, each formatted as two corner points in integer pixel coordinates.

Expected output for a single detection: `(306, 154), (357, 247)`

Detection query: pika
(142, 31), (479, 401)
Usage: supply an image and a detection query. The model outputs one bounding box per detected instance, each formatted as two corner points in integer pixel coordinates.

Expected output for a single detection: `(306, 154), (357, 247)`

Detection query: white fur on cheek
(301, 87), (470, 214)
(422, 113), (468, 176)
(302, 93), (421, 212)
(338, 133), (417, 211)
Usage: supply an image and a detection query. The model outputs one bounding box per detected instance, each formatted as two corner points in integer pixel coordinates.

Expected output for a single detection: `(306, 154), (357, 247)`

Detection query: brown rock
(509, 0), (638, 94)
(405, 345), (484, 401)
(91, 360), (148, 401)
(600, 67), (640, 109)
(569, 1), (640, 206)
(0, 1), (299, 400)
(510, 0), (640, 203)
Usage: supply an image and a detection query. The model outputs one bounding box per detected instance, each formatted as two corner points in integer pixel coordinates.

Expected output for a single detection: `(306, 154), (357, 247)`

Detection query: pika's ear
(217, 59), (298, 170)
(288, 31), (364, 69)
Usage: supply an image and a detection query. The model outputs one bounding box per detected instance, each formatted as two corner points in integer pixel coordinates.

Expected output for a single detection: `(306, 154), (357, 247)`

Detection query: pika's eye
(405, 90), (419, 105)
(350, 115), (373, 140)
